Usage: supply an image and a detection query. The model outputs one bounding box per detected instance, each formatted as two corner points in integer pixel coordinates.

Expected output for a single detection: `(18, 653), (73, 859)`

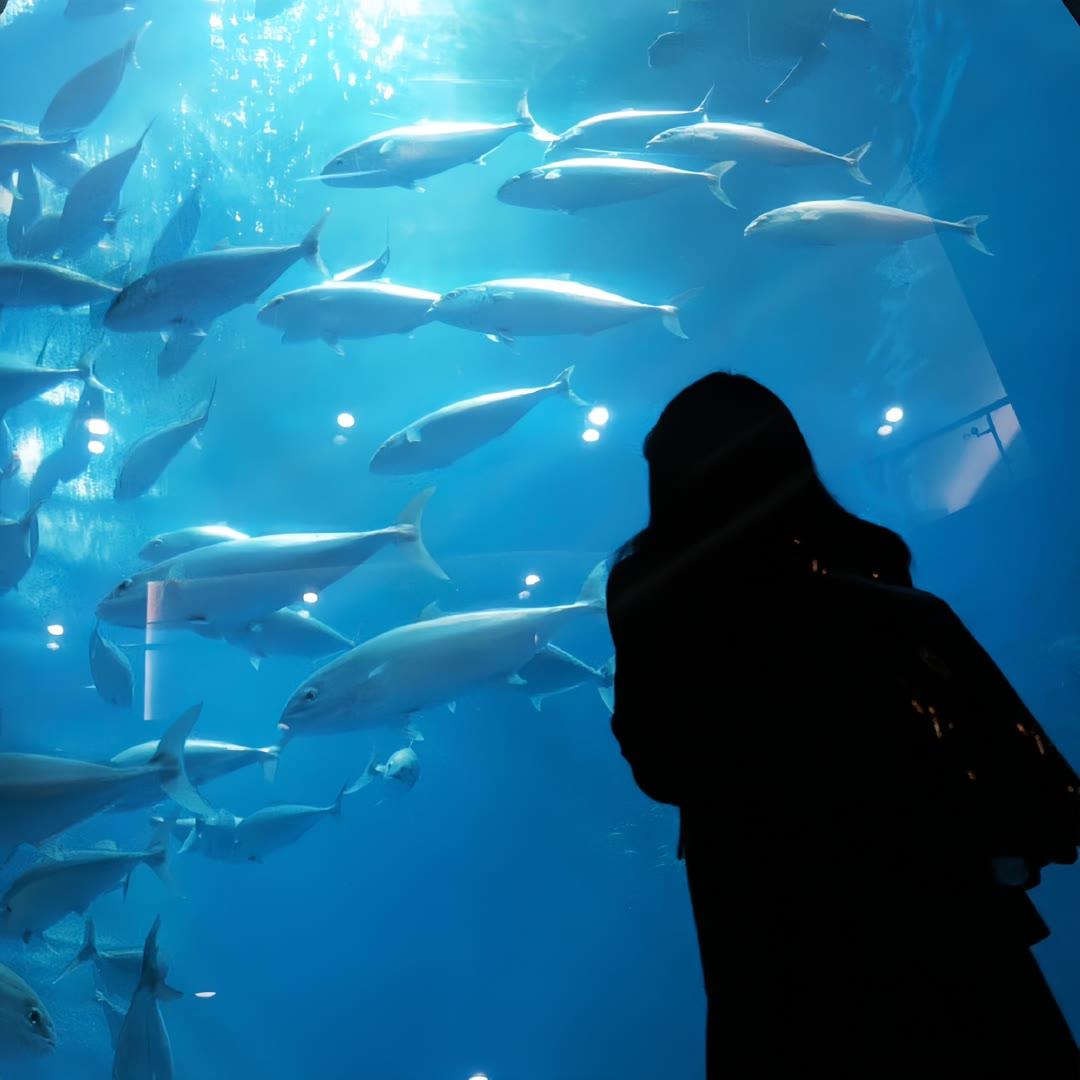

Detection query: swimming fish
(543, 88), (713, 159)
(109, 737), (280, 810)
(175, 781), (355, 862)
(278, 561), (608, 739)
(146, 186), (202, 273)
(55, 121), (152, 256)
(98, 488), (446, 631)
(0, 963), (54, 1059)
(0, 261), (119, 311)
(90, 623), (134, 709)
(224, 608), (354, 670)
(112, 918), (175, 1080)
(513, 644), (614, 712)
(743, 198), (992, 254)
(39, 23), (150, 139)
(1, 843), (169, 942)
(257, 278), (438, 354)
(429, 278), (698, 344)
(104, 211), (329, 334)
(647, 122), (871, 184)
(55, 917), (183, 1001)
(0, 498), (43, 593)
(113, 384), (215, 500)
(138, 524), (250, 562)
(497, 157), (736, 212)
(315, 93), (552, 189)
(0, 704), (210, 863)
(370, 366), (587, 474)
(366, 746), (421, 792)
(0, 351), (107, 415)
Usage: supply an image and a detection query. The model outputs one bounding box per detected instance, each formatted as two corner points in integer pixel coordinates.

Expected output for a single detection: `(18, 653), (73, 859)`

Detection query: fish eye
(303, 687), (318, 703)
(117, 578), (132, 592)
(27, 1008), (41, 1026)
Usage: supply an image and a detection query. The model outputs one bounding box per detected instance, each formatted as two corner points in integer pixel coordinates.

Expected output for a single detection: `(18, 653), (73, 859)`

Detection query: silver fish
(497, 157), (735, 213)
(0, 136), (86, 191)
(744, 198), (992, 254)
(363, 746), (421, 792)
(105, 211), (329, 334)
(315, 93), (552, 189)
(90, 623), (134, 709)
(39, 23), (150, 139)
(0, 351), (106, 414)
(0, 963), (55, 1059)
(138, 524), (249, 562)
(112, 918), (175, 1080)
(370, 366), (586, 474)
(225, 608), (354, 670)
(27, 373), (109, 504)
(0, 261), (118, 311)
(113, 385), (215, 501)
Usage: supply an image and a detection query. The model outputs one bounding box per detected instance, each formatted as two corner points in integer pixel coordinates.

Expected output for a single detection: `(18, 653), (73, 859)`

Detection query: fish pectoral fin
(378, 138), (398, 157)
(405, 427), (422, 444)
(800, 209), (824, 221)
(322, 334), (345, 357)
(446, 701), (457, 714)
(404, 722), (425, 743)
(529, 695), (544, 712)
(484, 330), (516, 348)
(505, 673), (528, 686)
(543, 169), (562, 180)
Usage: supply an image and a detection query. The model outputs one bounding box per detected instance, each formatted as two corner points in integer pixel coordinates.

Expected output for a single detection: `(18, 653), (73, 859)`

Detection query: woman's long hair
(617, 373), (912, 586)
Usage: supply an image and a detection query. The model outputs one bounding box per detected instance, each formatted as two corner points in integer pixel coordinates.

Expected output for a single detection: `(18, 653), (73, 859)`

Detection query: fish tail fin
(957, 215), (993, 256)
(144, 843), (172, 888)
(54, 917), (98, 983)
(395, 486), (449, 581)
(843, 141), (872, 186)
(577, 559), (609, 611)
(301, 208), (331, 277)
(343, 747), (380, 796)
(331, 780), (350, 818)
(517, 90), (556, 143)
(704, 161), (736, 208)
(77, 352), (113, 395)
(598, 685), (615, 714)
(138, 917), (163, 991)
(149, 703), (215, 817)
(261, 745), (280, 783)
(127, 21), (153, 69)
(659, 287), (703, 340)
(694, 85), (715, 115)
(552, 365), (588, 407)
(597, 655), (615, 713)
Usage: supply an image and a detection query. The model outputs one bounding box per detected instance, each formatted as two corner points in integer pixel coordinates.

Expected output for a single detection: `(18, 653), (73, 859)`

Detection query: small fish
(1, 844), (169, 942)
(105, 211), (329, 334)
(138, 524), (249, 562)
(0, 963), (55, 1059)
(258, 278), (437, 354)
(316, 92), (552, 189)
(744, 198), (992, 254)
(365, 746), (421, 792)
(39, 23), (150, 139)
(498, 157), (735, 213)
(90, 623), (134, 709)
(55, 121), (152, 256)
(429, 278), (699, 344)
(225, 608), (354, 670)
(112, 918), (175, 1080)
(544, 88), (713, 159)
(647, 122), (871, 185)
(0, 704), (210, 863)
(279, 561), (607, 739)
(113, 385), (215, 501)
(145, 186), (203, 273)
(0, 499), (44, 594)
(55, 917), (183, 1002)
(371, 366), (587, 474)
(513, 644), (614, 712)
(0, 261), (118, 312)
(98, 489), (446, 631)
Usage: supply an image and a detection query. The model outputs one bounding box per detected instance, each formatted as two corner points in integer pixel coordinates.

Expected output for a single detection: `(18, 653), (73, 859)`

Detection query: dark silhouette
(1066, 0), (1080, 26)
(607, 373), (1080, 1078)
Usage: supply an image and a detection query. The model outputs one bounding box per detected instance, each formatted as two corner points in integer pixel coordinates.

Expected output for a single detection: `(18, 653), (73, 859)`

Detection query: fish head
(427, 285), (487, 326)
(104, 274), (163, 331)
(368, 430), (414, 474)
(543, 126), (580, 159)
(96, 572), (151, 627)
(646, 126), (693, 150)
(279, 656), (376, 735)
(0, 972), (55, 1057)
(256, 292), (289, 328)
(138, 535), (168, 561)
(495, 168), (543, 207)
(743, 206), (799, 239)
(385, 747), (420, 789)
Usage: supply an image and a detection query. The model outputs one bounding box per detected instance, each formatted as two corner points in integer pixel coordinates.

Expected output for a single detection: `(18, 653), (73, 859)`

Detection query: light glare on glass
(46, 641), (60, 652)
(524, 573), (540, 587)
(587, 406), (610, 426)
(87, 439), (106, 455)
(194, 991), (217, 999)
(86, 418), (111, 435)
(582, 428), (601, 443)
(877, 424), (894, 438)
(518, 590), (531, 600)
(47, 624), (65, 637)
(884, 406), (904, 424)
(302, 592), (319, 604)
(337, 412), (356, 429)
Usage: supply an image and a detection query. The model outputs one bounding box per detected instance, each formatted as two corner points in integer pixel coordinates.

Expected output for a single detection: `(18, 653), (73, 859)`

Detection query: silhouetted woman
(607, 373), (1080, 1078)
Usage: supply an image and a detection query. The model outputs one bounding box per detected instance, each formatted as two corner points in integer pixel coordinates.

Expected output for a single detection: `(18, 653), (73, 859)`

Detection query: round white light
(46, 641), (60, 652)
(587, 406), (609, 427)
(877, 424), (894, 438)
(87, 439), (106, 455)
(86, 417), (110, 436)
(46, 624), (64, 637)
(469, 1073), (489, 1079)
(337, 412), (356, 429)
(884, 406), (904, 424)
(582, 428), (600, 444)
(524, 573), (540, 587)
(302, 592), (319, 604)
(194, 991), (217, 999)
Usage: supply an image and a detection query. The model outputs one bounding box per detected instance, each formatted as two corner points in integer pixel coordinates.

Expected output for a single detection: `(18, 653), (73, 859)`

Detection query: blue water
(0, 1), (1078, 1077)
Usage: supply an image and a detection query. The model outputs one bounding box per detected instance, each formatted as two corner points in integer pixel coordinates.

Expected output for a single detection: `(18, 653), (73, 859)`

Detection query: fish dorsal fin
(378, 139), (398, 157)
(419, 601), (444, 620)
(405, 427), (421, 444)
(213, 238), (231, 251)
